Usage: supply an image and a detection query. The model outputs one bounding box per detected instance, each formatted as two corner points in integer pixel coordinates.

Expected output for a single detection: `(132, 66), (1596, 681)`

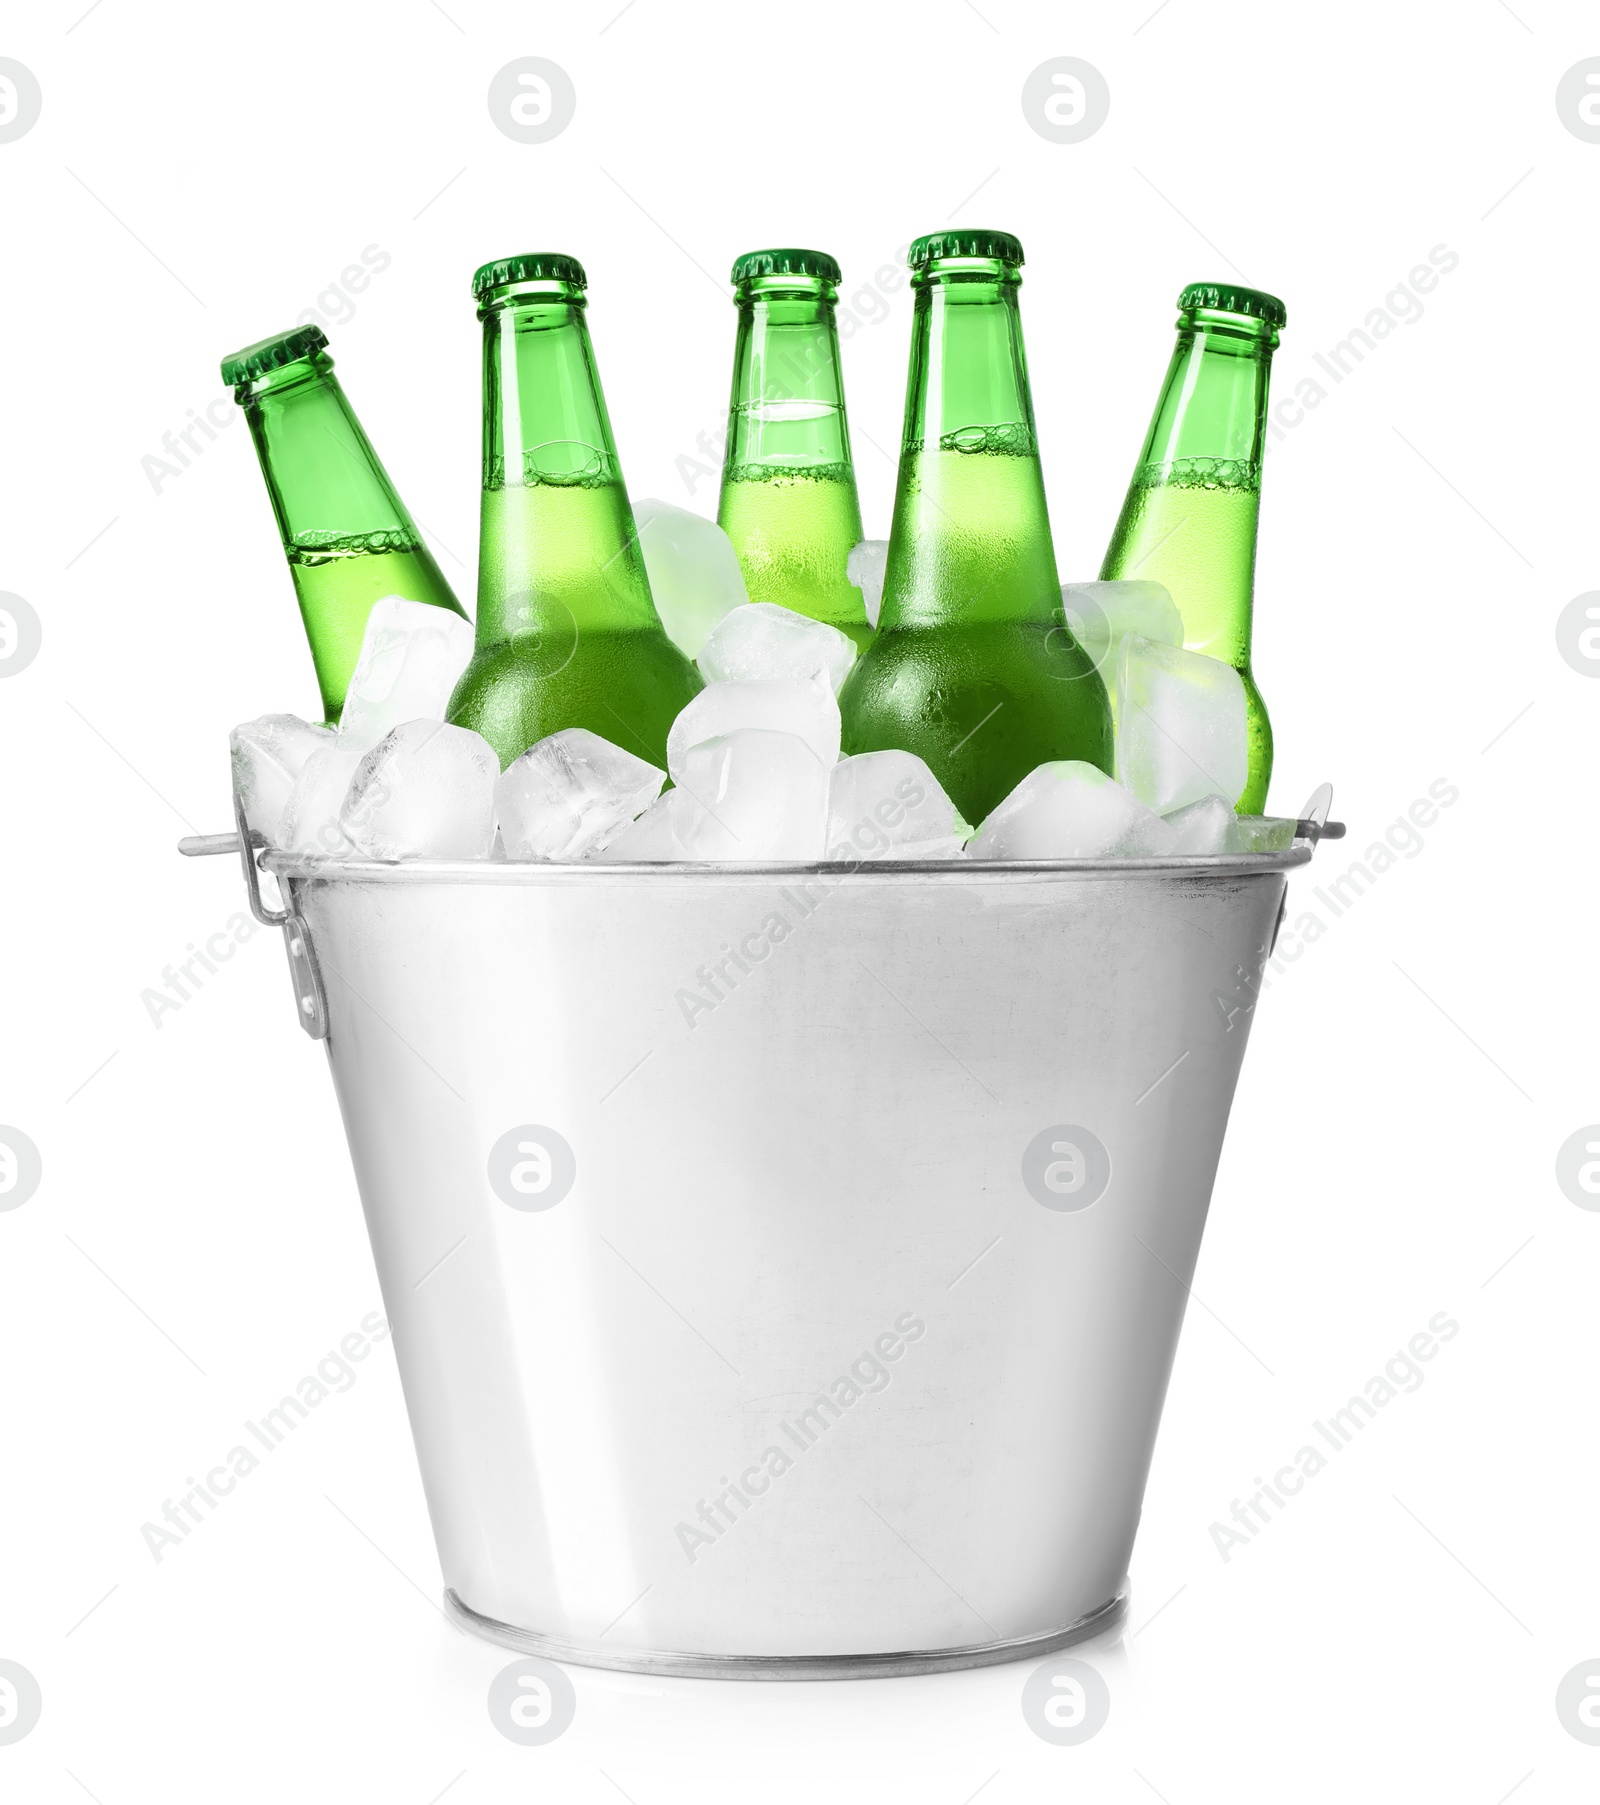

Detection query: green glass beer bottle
(716, 248), (870, 648)
(1099, 282), (1285, 813)
(446, 253), (702, 769)
(837, 230), (1110, 824)
(224, 325), (466, 724)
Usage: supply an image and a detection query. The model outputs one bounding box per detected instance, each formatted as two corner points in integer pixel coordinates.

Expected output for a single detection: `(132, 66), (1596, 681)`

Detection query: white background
(1, 0), (1594, 1798)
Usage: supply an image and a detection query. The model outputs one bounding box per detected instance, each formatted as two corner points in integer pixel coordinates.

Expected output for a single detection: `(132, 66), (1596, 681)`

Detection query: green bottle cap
(220, 324), (329, 387)
(1179, 282), (1287, 329)
(472, 252), (587, 298)
(908, 229), (1024, 269)
(730, 247), (841, 285)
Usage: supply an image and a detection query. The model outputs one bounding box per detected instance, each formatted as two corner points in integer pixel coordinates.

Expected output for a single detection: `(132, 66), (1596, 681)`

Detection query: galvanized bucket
(184, 794), (1333, 1680)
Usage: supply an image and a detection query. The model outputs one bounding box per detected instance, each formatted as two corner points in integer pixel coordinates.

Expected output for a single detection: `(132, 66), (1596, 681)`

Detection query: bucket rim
(260, 846), (1312, 885)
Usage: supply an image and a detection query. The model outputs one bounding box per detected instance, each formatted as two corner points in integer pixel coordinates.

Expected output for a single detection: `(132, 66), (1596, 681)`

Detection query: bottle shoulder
(842, 617), (1103, 694)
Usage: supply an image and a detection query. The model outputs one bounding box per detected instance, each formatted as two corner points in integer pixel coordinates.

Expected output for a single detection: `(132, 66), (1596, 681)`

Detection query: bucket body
(270, 853), (1297, 1676)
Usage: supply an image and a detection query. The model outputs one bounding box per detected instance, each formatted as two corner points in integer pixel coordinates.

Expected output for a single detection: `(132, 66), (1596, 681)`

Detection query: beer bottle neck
(1133, 310), (1277, 482)
(1099, 308), (1279, 673)
(722, 276), (856, 479)
(480, 284), (621, 490)
(900, 260), (1036, 456)
(883, 259), (1059, 629)
(237, 354), (421, 555)
(475, 281), (659, 645)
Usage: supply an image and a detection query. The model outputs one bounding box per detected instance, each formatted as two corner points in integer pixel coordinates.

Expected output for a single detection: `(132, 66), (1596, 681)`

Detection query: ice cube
(827, 751), (969, 860)
(666, 677), (840, 783)
(279, 745), (365, 857)
(847, 540), (889, 629)
(1060, 580), (1183, 711)
(1233, 815), (1297, 853)
(632, 498), (749, 658)
(967, 761), (1175, 860)
(1163, 793), (1237, 854)
(340, 719), (498, 861)
(1115, 636), (1248, 814)
(698, 602), (857, 694)
(588, 788), (700, 862)
(673, 730), (830, 861)
(496, 728), (665, 861)
(338, 596), (475, 750)
(230, 714), (336, 847)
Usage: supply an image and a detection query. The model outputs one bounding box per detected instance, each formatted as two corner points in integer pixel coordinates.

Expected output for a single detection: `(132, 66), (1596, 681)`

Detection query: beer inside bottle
(837, 230), (1110, 825)
(224, 325), (465, 724)
(1099, 281), (1285, 813)
(716, 248), (870, 648)
(446, 253), (702, 769)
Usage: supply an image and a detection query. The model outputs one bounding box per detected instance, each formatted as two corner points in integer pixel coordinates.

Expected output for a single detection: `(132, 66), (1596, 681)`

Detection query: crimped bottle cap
(472, 252), (588, 298)
(1179, 282), (1287, 328)
(220, 325), (329, 387)
(909, 229), (1024, 268)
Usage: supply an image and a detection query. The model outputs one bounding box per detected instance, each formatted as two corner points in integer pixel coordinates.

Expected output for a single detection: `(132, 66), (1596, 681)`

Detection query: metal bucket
(185, 803), (1333, 1679)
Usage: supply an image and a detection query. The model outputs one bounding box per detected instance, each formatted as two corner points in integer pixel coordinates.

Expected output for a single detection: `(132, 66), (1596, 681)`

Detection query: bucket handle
(1297, 782), (1343, 842)
(1266, 784), (1345, 958)
(177, 799), (328, 1041)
